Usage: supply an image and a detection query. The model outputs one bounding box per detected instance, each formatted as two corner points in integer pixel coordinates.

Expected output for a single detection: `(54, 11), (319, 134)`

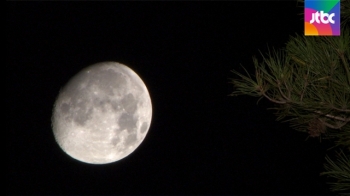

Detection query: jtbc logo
(310, 11), (335, 24)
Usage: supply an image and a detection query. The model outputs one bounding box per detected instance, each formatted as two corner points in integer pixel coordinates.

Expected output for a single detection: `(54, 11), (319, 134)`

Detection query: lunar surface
(52, 62), (152, 164)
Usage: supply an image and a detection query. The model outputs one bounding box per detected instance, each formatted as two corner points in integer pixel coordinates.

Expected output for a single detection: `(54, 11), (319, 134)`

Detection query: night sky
(7, 1), (336, 195)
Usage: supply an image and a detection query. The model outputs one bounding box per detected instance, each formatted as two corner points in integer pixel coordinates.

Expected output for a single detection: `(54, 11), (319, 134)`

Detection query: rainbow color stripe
(305, 0), (340, 36)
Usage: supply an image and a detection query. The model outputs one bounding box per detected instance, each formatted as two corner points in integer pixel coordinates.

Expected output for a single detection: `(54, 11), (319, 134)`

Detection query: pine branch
(320, 149), (350, 193)
(230, 25), (350, 135)
(229, 0), (350, 194)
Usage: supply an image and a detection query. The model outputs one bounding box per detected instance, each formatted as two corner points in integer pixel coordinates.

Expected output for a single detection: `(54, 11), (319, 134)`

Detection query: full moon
(52, 62), (152, 164)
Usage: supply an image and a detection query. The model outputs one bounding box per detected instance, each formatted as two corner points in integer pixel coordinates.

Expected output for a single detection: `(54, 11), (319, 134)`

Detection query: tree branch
(331, 106), (350, 113)
(314, 110), (350, 122)
(259, 87), (287, 104)
(277, 81), (291, 101)
(318, 118), (348, 130)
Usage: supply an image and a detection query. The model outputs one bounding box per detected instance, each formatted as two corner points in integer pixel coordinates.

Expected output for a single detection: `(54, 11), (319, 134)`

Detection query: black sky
(7, 1), (336, 195)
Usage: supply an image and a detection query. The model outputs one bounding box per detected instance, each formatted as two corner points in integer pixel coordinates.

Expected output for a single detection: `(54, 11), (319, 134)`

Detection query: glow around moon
(52, 62), (152, 164)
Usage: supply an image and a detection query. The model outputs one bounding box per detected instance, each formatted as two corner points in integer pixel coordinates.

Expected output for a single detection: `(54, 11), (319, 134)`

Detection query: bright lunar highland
(52, 62), (152, 164)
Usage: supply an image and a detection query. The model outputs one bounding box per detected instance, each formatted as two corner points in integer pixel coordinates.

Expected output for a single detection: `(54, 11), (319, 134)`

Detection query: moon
(51, 62), (152, 164)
